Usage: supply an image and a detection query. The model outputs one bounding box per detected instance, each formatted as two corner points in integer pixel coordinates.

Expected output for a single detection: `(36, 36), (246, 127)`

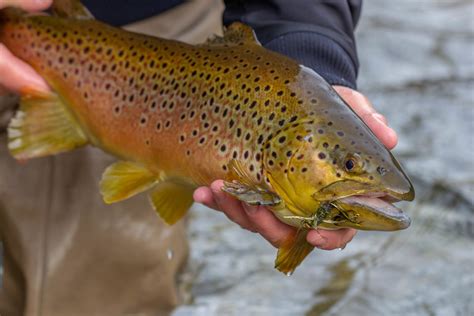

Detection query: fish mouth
(314, 186), (412, 231)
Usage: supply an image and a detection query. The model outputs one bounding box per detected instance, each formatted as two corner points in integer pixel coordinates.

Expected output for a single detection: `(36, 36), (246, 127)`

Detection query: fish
(0, 0), (414, 274)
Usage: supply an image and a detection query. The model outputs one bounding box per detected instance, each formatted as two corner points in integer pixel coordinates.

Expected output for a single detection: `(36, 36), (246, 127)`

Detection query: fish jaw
(318, 194), (411, 231)
(312, 176), (414, 231)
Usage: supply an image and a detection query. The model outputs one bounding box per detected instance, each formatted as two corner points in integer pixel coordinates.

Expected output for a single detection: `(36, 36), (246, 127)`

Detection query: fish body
(0, 3), (414, 274)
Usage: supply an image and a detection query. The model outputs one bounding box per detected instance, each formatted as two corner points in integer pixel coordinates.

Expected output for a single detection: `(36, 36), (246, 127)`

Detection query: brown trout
(0, 1), (414, 274)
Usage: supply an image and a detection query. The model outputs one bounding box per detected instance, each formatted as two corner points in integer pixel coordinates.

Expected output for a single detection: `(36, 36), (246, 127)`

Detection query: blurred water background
(174, 1), (474, 315)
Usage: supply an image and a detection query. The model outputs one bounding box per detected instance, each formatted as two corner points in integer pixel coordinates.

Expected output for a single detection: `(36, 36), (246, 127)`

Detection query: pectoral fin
(149, 179), (195, 225)
(222, 181), (280, 206)
(8, 89), (88, 160)
(274, 229), (314, 275)
(222, 160), (280, 206)
(100, 161), (157, 203)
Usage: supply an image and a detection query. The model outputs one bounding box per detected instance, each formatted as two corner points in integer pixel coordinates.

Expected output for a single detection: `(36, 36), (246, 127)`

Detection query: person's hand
(0, 0), (51, 94)
(333, 85), (397, 149)
(194, 85), (398, 251)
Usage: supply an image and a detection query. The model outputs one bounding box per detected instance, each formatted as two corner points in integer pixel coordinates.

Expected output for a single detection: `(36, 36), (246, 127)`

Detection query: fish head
(263, 82), (414, 231)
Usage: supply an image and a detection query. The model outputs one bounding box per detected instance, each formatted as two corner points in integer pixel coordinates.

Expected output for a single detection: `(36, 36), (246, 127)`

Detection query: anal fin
(149, 178), (195, 225)
(100, 161), (157, 203)
(274, 229), (314, 275)
(8, 90), (88, 160)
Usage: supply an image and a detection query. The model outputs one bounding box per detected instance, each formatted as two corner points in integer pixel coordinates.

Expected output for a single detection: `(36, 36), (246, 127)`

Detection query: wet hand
(194, 86), (398, 250)
(194, 180), (357, 250)
(0, 0), (51, 93)
(333, 85), (398, 149)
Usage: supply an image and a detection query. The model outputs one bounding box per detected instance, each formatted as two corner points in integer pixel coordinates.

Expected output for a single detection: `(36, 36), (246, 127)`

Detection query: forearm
(223, 0), (362, 89)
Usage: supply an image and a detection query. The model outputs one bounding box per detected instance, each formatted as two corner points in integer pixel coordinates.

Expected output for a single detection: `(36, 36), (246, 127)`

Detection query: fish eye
(345, 158), (355, 171)
(344, 154), (364, 173)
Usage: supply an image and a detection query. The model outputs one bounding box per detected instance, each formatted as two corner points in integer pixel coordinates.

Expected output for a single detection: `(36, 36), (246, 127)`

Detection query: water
(173, 0), (474, 315)
(167, 248), (174, 260)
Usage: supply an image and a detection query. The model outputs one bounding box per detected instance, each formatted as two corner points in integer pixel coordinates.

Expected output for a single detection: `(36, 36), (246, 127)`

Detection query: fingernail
(308, 231), (328, 248)
(373, 113), (388, 126)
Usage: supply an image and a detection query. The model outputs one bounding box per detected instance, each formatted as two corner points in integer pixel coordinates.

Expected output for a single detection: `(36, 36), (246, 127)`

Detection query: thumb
(0, 0), (52, 11)
(0, 44), (50, 93)
(333, 85), (398, 149)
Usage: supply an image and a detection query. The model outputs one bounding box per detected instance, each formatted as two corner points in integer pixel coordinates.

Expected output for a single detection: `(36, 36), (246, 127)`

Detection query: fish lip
(316, 179), (414, 203)
(330, 191), (405, 206)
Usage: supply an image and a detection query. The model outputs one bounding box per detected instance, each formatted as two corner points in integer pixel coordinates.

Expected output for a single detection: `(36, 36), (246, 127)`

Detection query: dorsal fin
(205, 22), (261, 46)
(51, 0), (94, 19)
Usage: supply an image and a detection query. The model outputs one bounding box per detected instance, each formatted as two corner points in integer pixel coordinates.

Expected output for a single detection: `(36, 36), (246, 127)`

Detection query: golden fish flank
(0, 2), (414, 274)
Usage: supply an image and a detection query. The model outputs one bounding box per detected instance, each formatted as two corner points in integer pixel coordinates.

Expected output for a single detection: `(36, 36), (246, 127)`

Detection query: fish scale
(0, 2), (414, 275)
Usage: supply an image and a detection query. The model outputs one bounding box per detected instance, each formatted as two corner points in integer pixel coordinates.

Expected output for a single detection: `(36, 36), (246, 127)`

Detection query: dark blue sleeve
(223, 0), (362, 89)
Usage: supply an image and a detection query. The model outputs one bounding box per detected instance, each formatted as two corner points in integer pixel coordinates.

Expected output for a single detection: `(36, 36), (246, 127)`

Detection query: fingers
(306, 228), (356, 250)
(194, 181), (357, 250)
(0, 44), (50, 93)
(0, 0), (52, 94)
(240, 203), (294, 247)
(193, 180), (294, 245)
(0, 0), (52, 11)
(193, 186), (218, 209)
(195, 180), (257, 232)
(333, 85), (398, 149)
